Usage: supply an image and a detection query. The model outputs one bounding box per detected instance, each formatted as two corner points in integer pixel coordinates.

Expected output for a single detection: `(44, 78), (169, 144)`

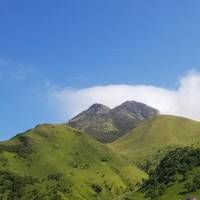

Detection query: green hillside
(0, 124), (146, 200)
(117, 146), (200, 200)
(109, 115), (200, 200)
(2, 115), (200, 200)
(109, 115), (200, 168)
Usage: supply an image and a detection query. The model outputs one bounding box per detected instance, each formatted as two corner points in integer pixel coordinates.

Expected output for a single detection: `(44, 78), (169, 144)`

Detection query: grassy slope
(109, 115), (200, 200)
(123, 166), (200, 200)
(156, 144), (200, 200)
(117, 185), (200, 200)
(2, 115), (200, 200)
(109, 115), (200, 165)
(115, 138), (200, 200)
(0, 124), (146, 200)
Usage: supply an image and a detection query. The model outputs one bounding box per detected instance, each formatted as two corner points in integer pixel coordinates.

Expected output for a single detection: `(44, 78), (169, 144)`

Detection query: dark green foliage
(184, 174), (200, 192)
(139, 148), (175, 174)
(141, 147), (200, 199)
(91, 183), (102, 193)
(0, 170), (37, 200)
(103, 181), (113, 191)
(69, 159), (90, 169)
(0, 135), (33, 157)
(0, 170), (72, 200)
(126, 183), (135, 192)
(17, 135), (33, 156)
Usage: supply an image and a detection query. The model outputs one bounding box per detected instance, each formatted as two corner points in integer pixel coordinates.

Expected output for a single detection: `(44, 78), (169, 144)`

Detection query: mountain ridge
(68, 101), (158, 143)
(109, 115), (200, 167)
(2, 113), (200, 199)
(0, 123), (146, 200)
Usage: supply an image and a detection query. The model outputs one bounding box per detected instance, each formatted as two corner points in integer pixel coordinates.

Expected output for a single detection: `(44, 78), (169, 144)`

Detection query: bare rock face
(111, 101), (159, 135)
(68, 101), (158, 143)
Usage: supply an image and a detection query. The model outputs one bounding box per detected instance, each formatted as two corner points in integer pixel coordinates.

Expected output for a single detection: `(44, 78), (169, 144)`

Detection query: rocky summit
(68, 101), (158, 143)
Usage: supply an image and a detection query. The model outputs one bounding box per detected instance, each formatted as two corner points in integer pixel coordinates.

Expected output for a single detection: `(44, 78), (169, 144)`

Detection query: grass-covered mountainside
(2, 109), (200, 200)
(118, 146), (200, 200)
(110, 115), (200, 166)
(0, 124), (146, 200)
(109, 115), (200, 200)
(68, 101), (158, 143)
(141, 147), (200, 199)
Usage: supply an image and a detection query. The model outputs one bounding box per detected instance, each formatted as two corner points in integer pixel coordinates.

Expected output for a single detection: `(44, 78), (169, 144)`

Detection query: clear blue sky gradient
(1, 0), (200, 140)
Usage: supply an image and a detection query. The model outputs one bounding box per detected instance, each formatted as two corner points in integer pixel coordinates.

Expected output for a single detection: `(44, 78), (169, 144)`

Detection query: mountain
(110, 101), (159, 135)
(139, 146), (200, 200)
(68, 103), (116, 143)
(0, 123), (146, 200)
(68, 101), (158, 143)
(109, 115), (200, 167)
(117, 146), (200, 200)
(2, 110), (200, 199)
(109, 115), (200, 200)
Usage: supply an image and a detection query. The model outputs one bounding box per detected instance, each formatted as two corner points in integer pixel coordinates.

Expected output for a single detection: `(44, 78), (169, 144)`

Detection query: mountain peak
(69, 103), (110, 125)
(119, 100), (150, 108)
(114, 101), (159, 115)
(68, 101), (158, 143)
(87, 103), (110, 113)
(119, 100), (141, 108)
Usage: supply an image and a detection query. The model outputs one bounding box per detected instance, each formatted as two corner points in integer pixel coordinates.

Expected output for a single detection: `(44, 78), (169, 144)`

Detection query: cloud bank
(49, 71), (200, 121)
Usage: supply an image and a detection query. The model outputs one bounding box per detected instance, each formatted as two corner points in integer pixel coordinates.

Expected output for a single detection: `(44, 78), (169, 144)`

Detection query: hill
(126, 146), (200, 200)
(68, 101), (158, 143)
(141, 146), (200, 199)
(2, 114), (200, 199)
(109, 115), (200, 170)
(110, 115), (200, 200)
(117, 146), (200, 200)
(0, 124), (147, 200)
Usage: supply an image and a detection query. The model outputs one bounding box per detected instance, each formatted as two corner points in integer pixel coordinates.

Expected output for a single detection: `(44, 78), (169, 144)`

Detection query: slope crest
(110, 115), (200, 165)
(0, 124), (146, 200)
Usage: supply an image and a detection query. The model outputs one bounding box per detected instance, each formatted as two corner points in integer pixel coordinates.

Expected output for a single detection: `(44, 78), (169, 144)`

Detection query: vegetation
(0, 170), (71, 200)
(109, 115), (200, 165)
(141, 147), (200, 198)
(109, 115), (200, 200)
(2, 115), (200, 199)
(0, 123), (146, 200)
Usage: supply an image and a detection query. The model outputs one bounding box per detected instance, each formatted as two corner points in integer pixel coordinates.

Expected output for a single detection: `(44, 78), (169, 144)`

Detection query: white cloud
(48, 71), (200, 121)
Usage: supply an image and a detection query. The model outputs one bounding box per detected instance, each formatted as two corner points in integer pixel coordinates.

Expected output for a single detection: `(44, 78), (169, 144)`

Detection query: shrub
(91, 183), (102, 193)
(141, 147), (200, 199)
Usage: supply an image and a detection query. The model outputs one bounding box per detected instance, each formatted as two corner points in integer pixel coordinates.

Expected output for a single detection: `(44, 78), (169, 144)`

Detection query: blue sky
(1, 0), (200, 140)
